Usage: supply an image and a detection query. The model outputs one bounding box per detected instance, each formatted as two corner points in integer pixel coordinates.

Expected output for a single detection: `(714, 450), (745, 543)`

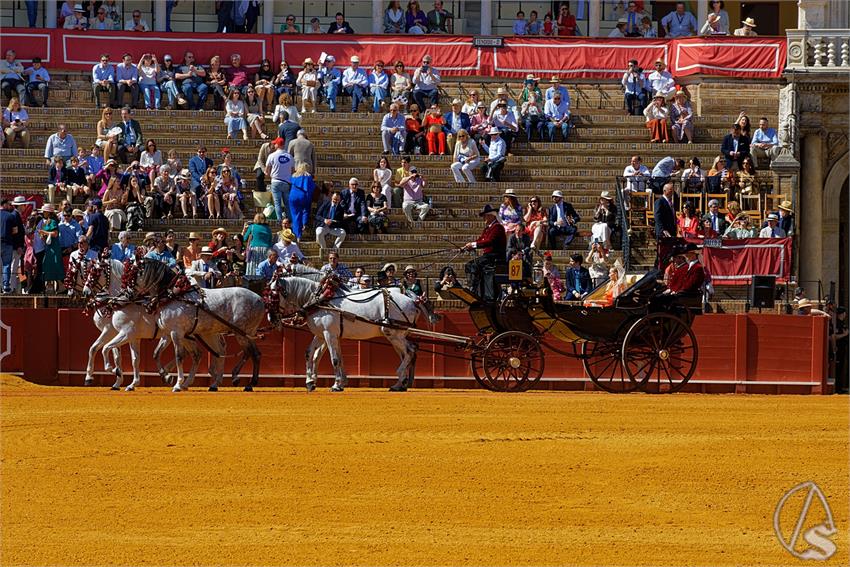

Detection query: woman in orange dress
(584, 266), (626, 308)
(677, 202), (699, 237)
(523, 196), (548, 249)
(422, 104), (447, 155)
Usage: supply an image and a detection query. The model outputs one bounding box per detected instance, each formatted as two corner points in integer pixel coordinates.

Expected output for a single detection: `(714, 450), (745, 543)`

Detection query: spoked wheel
(581, 341), (641, 393)
(471, 351), (487, 390)
(481, 331), (544, 392)
(621, 313), (699, 394)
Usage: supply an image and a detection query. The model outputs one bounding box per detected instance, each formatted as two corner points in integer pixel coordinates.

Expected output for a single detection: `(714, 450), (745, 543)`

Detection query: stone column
(588, 0), (601, 37)
(372, 0), (384, 33)
(800, 132), (825, 286)
(262, 0), (275, 34)
(798, 0), (828, 30)
(45, 0), (57, 28)
(480, 0), (492, 35)
(153, 0), (166, 32)
(697, 0), (709, 25)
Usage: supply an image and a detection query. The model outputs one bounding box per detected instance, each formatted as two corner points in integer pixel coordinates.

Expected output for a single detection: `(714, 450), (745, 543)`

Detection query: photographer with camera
(622, 60), (649, 116)
(412, 55), (441, 112)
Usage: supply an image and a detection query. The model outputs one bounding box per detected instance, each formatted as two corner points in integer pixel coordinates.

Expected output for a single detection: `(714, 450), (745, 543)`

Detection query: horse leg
(207, 335), (227, 392)
(170, 331), (187, 392)
(405, 343), (418, 388)
(305, 335), (324, 392)
(185, 339), (203, 389)
(124, 340), (142, 391)
(86, 325), (116, 386)
(383, 330), (415, 392)
(323, 329), (346, 392)
(153, 337), (175, 385)
(101, 331), (132, 390)
(243, 339), (261, 392)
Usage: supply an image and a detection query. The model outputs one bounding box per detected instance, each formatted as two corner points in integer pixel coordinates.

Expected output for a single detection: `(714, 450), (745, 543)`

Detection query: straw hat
(496, 87), (507, 95)
(600, 191), (614, 201)
(778, 200), (793, 212)
(550, 76), (560, 83)
(40, 203), (56, 213)
(797, 298), (813, 309)
(72, 208), (84, 217)
(280, 228), (295, 243)
(617, 17), (628, 25)
(212, 227), (228, 237)
(551, 190), (564, 198)
(741, 17), (757, 28)
(382, 262), (397, 272)
(188, 232), (201, 240)
(525, 73), (539, 81)
(503, 188), (517, 198)
(451, 98), (462, 105)
(476, 101), (487, 108)
(403, 265), (416, 274)
(303, 57), (314, 65)
(144, 231), (159, 243)
(766, 213), (779, 221)
(487, 126), (502, 135)
(200, 246), (214, 255)
(11, 195), (27, 205)
(350, 56), (360, 63)
(73, 4), (84, 12)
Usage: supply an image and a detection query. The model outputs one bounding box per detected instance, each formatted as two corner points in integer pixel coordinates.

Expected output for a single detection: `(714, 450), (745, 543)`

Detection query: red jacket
(475, 221), (507, 256)
(668, 261), (705, 293)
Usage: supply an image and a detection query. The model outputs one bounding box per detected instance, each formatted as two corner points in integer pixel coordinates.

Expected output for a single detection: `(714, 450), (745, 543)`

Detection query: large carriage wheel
(621, 313), (699, 394)
(471, 351), (487, 390)
(581, 341), (642, 393)
(481, 331), (544, 392)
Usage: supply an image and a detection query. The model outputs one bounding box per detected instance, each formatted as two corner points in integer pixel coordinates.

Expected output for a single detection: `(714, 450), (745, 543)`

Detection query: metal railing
(786, 28), (850, 70)
(614, 175), (631, 271)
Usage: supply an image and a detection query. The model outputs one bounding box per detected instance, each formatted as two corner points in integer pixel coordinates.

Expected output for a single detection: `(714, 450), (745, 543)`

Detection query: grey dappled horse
(270, 275), (432, 392)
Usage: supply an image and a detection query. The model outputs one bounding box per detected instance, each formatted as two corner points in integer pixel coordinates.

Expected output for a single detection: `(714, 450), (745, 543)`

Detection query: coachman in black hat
(462, 204), (507, 299)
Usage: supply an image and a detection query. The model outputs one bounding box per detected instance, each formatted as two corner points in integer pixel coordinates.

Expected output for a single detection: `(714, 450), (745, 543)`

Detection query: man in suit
(186, 246), (222, 288)
(314, 191), (346, 252)
(565, 253), (592, 299)
(720, 123), (750, 169)
(547, 190), (580, 249)
(116, 106), (143, 164)
(277, 111), (300, 150)
(340, 177), (369, 234)
(701, 198), (729, 235)
(667, 243), (705, 296)
(654, 182), (677, 240)
(462, 204), (507, 300)
(443, 98), (471, 152)
(189, 145), (213, 195)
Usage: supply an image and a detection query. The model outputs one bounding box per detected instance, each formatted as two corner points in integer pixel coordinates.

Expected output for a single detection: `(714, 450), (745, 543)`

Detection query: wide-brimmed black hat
(684, 243), (700, 253)
(478, 204), (498, 216)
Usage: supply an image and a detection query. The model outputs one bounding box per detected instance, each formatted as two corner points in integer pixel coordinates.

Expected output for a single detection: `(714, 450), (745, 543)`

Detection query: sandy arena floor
(1, 373), (848, 566)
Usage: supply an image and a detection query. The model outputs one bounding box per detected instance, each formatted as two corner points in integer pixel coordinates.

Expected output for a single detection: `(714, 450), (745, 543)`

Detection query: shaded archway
(823, 152), (849, 307)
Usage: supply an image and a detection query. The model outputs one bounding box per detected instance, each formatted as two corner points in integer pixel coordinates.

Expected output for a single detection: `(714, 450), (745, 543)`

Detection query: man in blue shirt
(751, 117), (780, 163)
(650, 156), (684, 193)
(115, 53), (139, 109)
(58, 210), (82, 252)
(23, 57), (50, 107)
(43, 124), (78, 164)
(380, 104), (406, 155)
(661, 2), (697, 38)
(318, 55), (342, 112)
(144, 233), (177, 267)
(256, 249), (282, 282)
(91, 53), (116, 108)
(110, 231), (136, 262)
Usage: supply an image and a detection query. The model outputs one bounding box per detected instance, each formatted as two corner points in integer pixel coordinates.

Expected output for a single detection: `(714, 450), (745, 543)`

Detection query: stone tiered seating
(0, 74), (781, 310)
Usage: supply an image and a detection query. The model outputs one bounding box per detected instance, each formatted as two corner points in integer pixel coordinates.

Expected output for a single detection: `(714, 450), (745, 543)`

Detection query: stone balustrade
(786, 29), (850, 71)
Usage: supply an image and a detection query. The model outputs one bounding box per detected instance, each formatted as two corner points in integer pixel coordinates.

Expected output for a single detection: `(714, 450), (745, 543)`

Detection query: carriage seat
(581, 275), (642, 306)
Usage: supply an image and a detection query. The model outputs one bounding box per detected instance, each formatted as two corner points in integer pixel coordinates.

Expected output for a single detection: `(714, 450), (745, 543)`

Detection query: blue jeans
(25, 0), (37, 26)
(161, 80), (179, 106)
(345, 85), (365, 112)
(547, 121), (570, 142)
(524, 116), (544, 141)
(166, 0), (176, 31)
(323, 82), (339, 111)
(270, 180), (291, 221)
(1, 243), (13, 292)
(371, 86), (388, 112)
(182, 81), (208, 110)
(625, 91), (647, 115)
(413, 89), (438, 111)
(142, 84), (161, 109)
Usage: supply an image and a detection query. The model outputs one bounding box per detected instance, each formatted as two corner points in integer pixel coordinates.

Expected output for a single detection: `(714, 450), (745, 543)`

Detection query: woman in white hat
(591, 191), (617, 248)
(670, 90), (694, 143)
(296, 58), (318, 113)
(643, 92), (669, 143)
(733, 17), (757, 37)
(498, 189), (524, 234)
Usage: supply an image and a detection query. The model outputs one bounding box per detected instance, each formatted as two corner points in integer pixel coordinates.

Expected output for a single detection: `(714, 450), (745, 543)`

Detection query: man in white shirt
(264, 137), (294, 222)
(661, 2), (697, 37)
(490, 102), (519, 154)
(647, 60), (676, 99)
(488, 87), (519, 122)
(125, 9), (150, 32)
(186, 247), (221, 288)
(341, 55), (369, 113)
(63, 4), (88, 29)
(0, 49), (26, 103)
(544, 92), (570, 142)
(481, 128), (507, 182)
(412, 55), (441, 111)
(69, 235), (98, 265)
(758, 214), (786, 238)
(623, 155), (650, 194)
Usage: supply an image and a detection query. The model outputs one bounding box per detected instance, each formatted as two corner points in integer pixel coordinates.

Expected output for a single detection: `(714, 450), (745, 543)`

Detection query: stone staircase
(0, 75), (782, 310)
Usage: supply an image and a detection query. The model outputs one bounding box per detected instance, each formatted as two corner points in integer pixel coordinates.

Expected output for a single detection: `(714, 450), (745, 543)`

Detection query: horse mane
(279, 276), (320, 307)
(108, 258), (125, 295)
(132, 258), (179, 298)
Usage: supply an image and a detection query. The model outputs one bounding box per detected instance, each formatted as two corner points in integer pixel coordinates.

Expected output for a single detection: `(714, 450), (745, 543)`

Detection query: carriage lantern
(532, 261), (544, 286)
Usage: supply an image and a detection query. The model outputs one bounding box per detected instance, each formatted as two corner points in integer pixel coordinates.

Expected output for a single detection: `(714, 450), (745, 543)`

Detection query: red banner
(686, 237), (793, 285)
(0, 28), (786, 79)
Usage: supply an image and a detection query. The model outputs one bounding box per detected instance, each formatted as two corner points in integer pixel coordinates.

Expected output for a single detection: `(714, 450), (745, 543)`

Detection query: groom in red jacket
(462, 204), (507, 300)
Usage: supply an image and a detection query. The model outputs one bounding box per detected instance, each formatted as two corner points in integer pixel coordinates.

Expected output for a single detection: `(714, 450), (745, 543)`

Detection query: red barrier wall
(0, 29), (786, 79)
(0, 308), (827, 394)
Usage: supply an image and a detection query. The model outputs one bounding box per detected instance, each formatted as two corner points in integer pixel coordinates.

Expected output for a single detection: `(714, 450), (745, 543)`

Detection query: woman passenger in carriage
(584, 265), (626, 308)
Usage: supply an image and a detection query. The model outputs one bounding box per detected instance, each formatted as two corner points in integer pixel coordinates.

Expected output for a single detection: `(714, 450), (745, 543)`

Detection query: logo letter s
(799, 524), (837, 560)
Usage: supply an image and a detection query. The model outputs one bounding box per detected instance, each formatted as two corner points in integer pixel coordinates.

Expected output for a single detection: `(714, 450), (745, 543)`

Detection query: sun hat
(766, 213), (779, 221)
(653, 91), (665, 99)
(478, 204), (498, 216)
(350, 56), (360, 63)
(41, 203), (56, 213)
(451, 98), (462, 105)
(280, 228), (295, 242)
(188, 232), (200, 240)
(404, 265), (416, 273)
(144, 231), (159, 243)
(778, 200), (793, 212)
(200, 246), (214, 255)
(550, 76), (560, 83)
(73, 4), (84, 12)
(212, 227), (228, 237)
(487, 127), (502, 135)
(163, 54), (172, 61)
(382, 262), (397, 272)
(496, 87), (507, 95)
(72, 208), (84, 216)
(600, 191), (614, 200)
(11, 195), (27, 205)
(503, 188), (517, 197)
(552, 190), (564, 198)
(617, 17), (628, 24)
(797, 298), (813, 309)
(525, 73), (539, 81)
(303, 57), (314, 65)
(741, 17), (757, 27)
(476, 101), (486, 108)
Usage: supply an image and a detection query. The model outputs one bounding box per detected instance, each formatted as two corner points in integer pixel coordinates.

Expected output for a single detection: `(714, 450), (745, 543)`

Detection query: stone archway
(823, 151), (849, 305)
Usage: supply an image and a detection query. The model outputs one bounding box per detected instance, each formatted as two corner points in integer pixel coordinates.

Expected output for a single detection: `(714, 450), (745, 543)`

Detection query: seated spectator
(661, 2), (697, 37)
(252, 249), (281, 282)
(69, 235), (97, 268)
(125, 9), (149, 31)
(226, 53), (250, 96)
(117, 107), (143, 164)
(724, 201), (741, 225)
(734, 17), (758, 36)
(405, 1), (428, 34)
(107, 230), (134, 263)
(186, 246), (222, 288)
(244, 85), (268, 140)
(91, 54), (116, 109)
(44, 124), (78, 164)
(152, 165), (177, 219)
(403, 104), (426, 154)
(64, 155), (90, 201)
(280, 14), (301, 33)
(481, 128), (507, 182)
(93, 159), (119, 199)
(136, 53), (160, 110)
(422, 105), (448, 155)
(200, 168), (220, 220)
(90, 5), (114, 30)
(544, 92), (571, 143)
(23, 57), (49, 108)
(314, 192), (347, 252)
(462, 89), (481, 115)
(647, 60), (676, 99)
(115, 54), (140, 109)
(175, 51), (208, 111)
(498, 189), (523, 233)
(2, 98), (29, 148)
(513, 11), (527, 35)
(591, 191), (617, 248)
(374, 156), (394, 203)
(428, 1), (454, 33)
(526, 10), (542, 35)
(327, 12), (355, 34)
(706, 154), (724, 191)
(382, 263), (400, 286)
(412, 55), (440, 110)
(253, 59), (275, 109)
(545, 76), (569, 103)
(518, 93), (544, 142)
(0, 50), (26, 104)
(565, 254), (592, 300)
(759, 213), (785, 238)
(207, 55), (228, 110)
(395, 156), (413, 187)
(702, 199), (728, 235)
(47, 156), (69, 204)
(385, 1), (405, 33)
(390, 61), (412, 108)
(443, 98), (470, 151)
(434, 265), (461, 292)
(548, 190), (579, 248)
(63, 4), (88, 29)
(218, 167), (243, 219)
(342, 56), (368, 113)
(102, 177), (127, 229)
(721, 123), (751, 169)
(273, 93), (300, 126)
(585, 240), (610, 288)
(737, 156), (759, 196)
(650, 156), (684, 194)
(751, 117), (780, 163)
(340, 177), (369, 235)
(366, 181), (389, 234)
(273, 61), (296, 100)
(469, 102), (489, 145)
(317, 55), (341, 112)
(400, 167), (430, 222)
(609, 18), (628, 37)
(677, 202), (699, 237)
(681, 157), (705, 191)
(700, 13), (727, 35)
(307, 17), (322, 33)
(623, 155), (650, 195)
(723, 213), (755, 239)
(450, 129), (480, 183)
(272, 228), (305, 265)
(505, 223), (532, 277)
(320, 251), (352, 281)
(175, 169), (197, 218)
(670, 91), (694, 143)
(381, 103), (406, 156)
(165, 148), (181, 173)
(489, 87), (519, 119)
(139, 139), (162, 185)
(224, 90), (249, 141)
(643, 93), (669, 143)
(369, 60), (390, 113)
(157, 55), (179, 109)
(640, 16), (658, 38)
(84, 146), (104, 189)
(523, 196), (547, 249)
(298, 58), (319, 113)
(520, 75), (542, 105)
(490, 101), (520, 154)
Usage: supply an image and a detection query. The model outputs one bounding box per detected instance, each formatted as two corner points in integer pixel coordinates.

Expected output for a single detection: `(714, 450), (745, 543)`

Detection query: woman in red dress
(556, 4), (578, 36)
(523, 196), (548, 249)
(676, 202), (699, 237)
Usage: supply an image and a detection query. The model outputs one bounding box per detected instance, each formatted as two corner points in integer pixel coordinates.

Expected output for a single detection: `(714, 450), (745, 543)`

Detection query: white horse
(270, 275), (430, 392)
(120, 259), (266, 392)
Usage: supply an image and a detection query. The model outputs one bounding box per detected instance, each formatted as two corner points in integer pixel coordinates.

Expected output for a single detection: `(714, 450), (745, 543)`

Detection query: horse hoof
(232, 378), (241, 387)
(389, 385), (407, 392)
(84, 378), (95, 387)
(243, 385), (253, 392)
(172, 386), (181, 393)
(124, 385), (135, 392)
(110, 386), (120, 391)
(305, 382), (316, 392)
(208, 385), (218, 392)
(330, 385), (344, 392)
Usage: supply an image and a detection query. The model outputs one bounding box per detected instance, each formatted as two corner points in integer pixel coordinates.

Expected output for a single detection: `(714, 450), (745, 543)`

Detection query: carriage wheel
(581, 341), (641, 393)
(470, 351), (489, 390)
(481, 331), (544, 392)
(621, 313), (699, 394)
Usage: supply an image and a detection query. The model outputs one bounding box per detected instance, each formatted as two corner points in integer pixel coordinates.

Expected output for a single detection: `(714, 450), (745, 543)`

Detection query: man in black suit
(720, 123), (750, 170)
(701, 198), (729, 235)
(116, 106), (144, 164)
(314, 191), (347, 252)
(565, 253), (592, 299)
(277, 111), (300, 149)
(654, 182), (677, 239)
(339, 177), (369, 234)
(547, 190), (580, 249)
